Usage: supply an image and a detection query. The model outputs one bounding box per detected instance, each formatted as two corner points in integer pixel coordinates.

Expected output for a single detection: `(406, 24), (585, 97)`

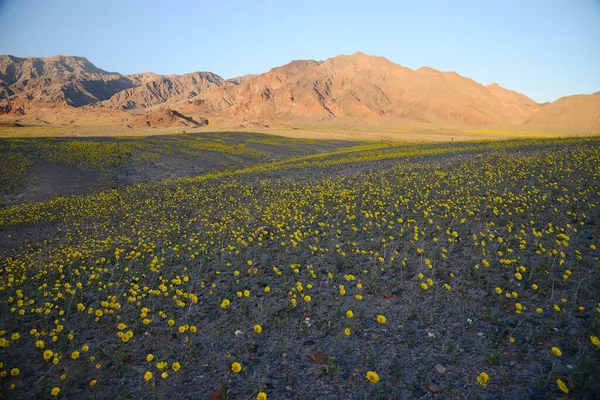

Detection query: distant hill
(0, 55), (135, 106)
(522, 92), (600, 132)
(0, 53), (598, 133)
(0, 56), (225, 110)
(195, 53), (540, 127)
(131, 108), (208, 128)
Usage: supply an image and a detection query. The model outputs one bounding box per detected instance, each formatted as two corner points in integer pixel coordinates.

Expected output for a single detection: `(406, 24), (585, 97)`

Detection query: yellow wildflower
(366, 371), (380, 383)
(257, 392), (267, 400)
(557, 379), (568, 394)
(551, 346), (562, 356)
(476, 372), (489, 387)
(231, 362), (242, 373)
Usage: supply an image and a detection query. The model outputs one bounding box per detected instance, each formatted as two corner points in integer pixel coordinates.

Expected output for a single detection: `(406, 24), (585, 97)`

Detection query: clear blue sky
(0, 0), (598, 103)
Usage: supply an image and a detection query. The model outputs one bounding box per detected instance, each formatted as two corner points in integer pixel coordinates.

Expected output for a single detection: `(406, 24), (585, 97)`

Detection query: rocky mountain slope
(193, 53), (540, 126)
(99, 71), (225, 110)
(1, 53), (598, 132)
(0, 55), (135, 106)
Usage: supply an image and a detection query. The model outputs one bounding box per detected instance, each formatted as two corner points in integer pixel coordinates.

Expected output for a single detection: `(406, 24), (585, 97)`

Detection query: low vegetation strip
(0, 132), (359, 205)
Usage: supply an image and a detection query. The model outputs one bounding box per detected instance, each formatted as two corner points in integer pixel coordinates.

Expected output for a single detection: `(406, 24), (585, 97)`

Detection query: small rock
(309, 351), (327, 365)
(210, 387), (226, 400)
(427, 383), (443, 393)
(434, 364), (446, 374)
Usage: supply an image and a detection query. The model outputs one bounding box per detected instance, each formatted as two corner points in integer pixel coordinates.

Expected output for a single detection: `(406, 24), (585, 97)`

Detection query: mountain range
(1, 53), (598, 133)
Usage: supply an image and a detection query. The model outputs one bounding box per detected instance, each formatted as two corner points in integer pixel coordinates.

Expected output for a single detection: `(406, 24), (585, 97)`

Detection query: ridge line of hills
(0, 53), (598, 133)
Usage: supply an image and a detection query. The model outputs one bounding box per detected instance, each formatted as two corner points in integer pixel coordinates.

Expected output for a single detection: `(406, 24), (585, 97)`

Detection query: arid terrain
(1, 53), (599, 139)
(0, 51), (599, 400)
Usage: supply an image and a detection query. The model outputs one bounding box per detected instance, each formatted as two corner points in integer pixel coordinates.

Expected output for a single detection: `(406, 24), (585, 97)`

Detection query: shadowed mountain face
(0, 55), (225, 110)
(0, 55), (136, 106)
(0, 53), (598, 132)
(99, 71), (226, 110)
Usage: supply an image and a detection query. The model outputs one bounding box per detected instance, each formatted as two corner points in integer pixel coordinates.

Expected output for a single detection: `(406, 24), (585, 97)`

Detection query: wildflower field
(0, 135), (599, 399)
(0, 132), (358, 206)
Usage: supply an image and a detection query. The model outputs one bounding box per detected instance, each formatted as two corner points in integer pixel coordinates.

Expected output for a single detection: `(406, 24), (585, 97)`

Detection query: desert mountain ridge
(1, 52), (598, 133)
